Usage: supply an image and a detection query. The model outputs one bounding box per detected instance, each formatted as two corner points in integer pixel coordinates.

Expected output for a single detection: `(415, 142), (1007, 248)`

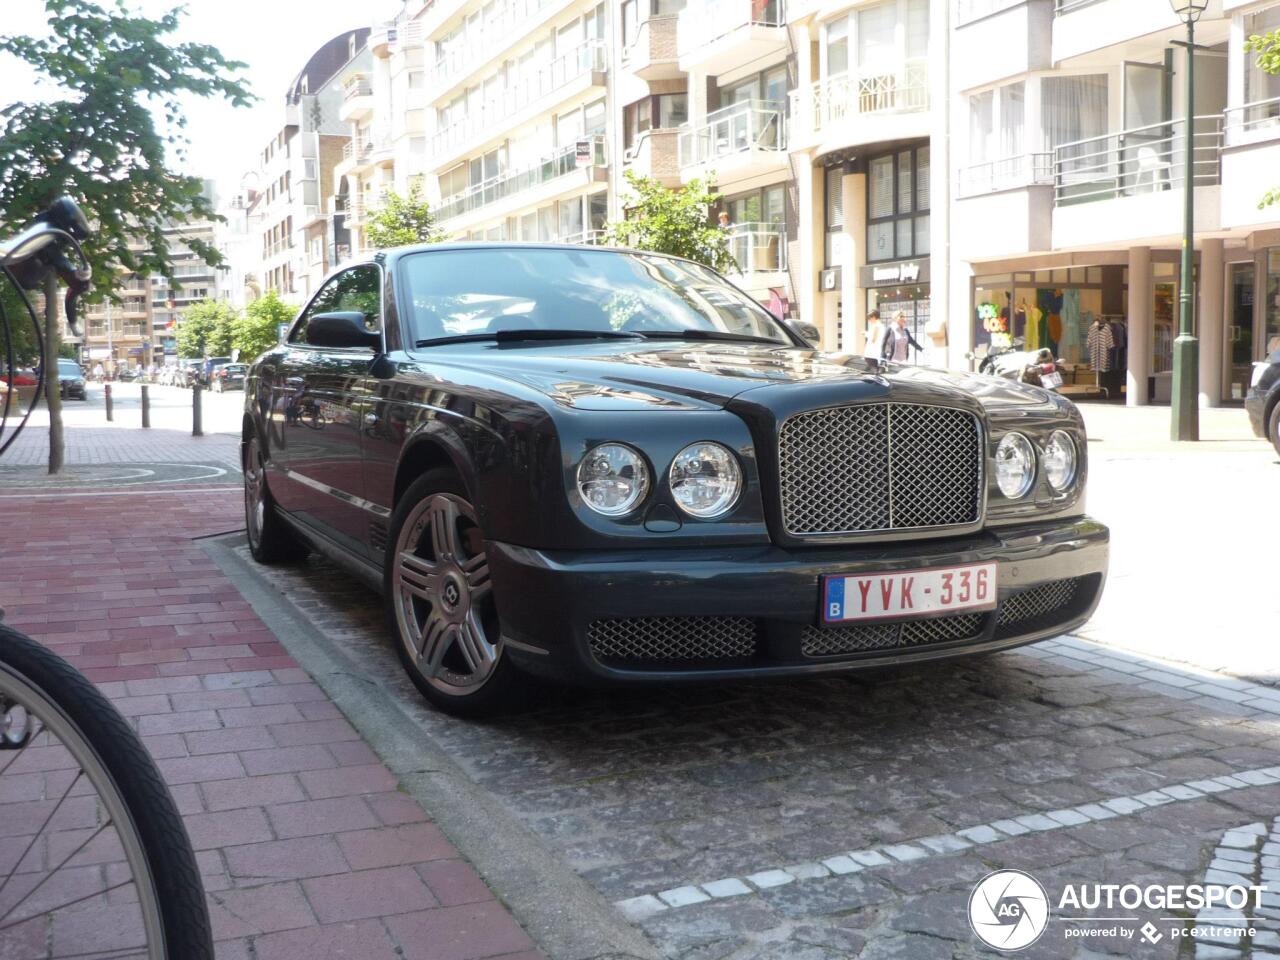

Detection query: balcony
(788, 61), (929, 156)
(1050, 0), (1212, 66)
(1221, 96), (1280, 230)
(430, 0), (575, 98)
(621, 16), (681, 81)
(264, 238), (296, 259)
(436, 136), (608, 229)
(427, 40), (607, 170)
(340, 137), (376, 175)
(1051, 116), (1223, 248)
(562, 229), (608, 246)
(677, 0), (786, 75)
(339, 74), (375, 122)
(726, 222), (787, 293)
(678, 100), (787, 183)
(623, 129), (681, 187)
(954, 154), (1055, 260)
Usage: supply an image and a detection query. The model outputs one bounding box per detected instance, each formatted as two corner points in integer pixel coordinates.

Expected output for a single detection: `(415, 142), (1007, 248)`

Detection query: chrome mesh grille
(588, 617), (757, 662)
(997, 579), (1080, 626)
(802, 613), (987, 658)
(778, 403), (983, 536)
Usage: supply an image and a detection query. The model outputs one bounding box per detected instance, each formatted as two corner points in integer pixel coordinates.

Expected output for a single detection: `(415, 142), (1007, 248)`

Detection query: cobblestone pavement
(0, 485), (543, 960)
(242, 546), (1280, 960)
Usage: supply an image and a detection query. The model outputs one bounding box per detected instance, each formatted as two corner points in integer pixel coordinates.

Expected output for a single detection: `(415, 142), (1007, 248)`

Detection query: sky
(2, 0), (401, 200)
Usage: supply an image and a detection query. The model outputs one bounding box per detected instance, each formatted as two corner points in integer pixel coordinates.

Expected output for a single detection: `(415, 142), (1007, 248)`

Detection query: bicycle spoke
(0, 818), (111, 927)
(0, 873), (134, 933)
(0, 766), (85, 906)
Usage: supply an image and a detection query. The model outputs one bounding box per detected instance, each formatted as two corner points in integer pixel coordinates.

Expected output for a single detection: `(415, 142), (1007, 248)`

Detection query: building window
(823, 0), (928, 81)
(866, 145), (928, 263)
(1041, 74), (1108, 155)
(624, 94), (687, 148)
(824, 166), (844, 268)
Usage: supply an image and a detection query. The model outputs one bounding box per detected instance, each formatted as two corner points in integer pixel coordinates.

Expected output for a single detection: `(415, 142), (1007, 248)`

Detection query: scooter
(970, 340), (1065, 391)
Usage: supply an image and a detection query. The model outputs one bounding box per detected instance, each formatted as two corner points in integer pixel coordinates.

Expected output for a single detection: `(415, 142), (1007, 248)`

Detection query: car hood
(408, 340), (1057, 413)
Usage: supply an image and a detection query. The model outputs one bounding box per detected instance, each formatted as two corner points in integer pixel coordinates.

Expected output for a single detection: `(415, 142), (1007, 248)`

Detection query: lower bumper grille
(994, 576), (1094, 638)
(588, 616), (757, 664)
(802, 613), (987, 658)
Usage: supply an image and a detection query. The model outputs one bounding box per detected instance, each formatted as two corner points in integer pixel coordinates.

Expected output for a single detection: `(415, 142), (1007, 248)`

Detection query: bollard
(104, 383), (113, 422)
(141, 384), (150, 429)
(192, 382), (203, 437)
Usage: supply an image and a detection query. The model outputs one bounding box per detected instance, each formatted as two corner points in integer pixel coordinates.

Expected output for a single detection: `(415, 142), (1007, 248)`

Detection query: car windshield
(400, 247), (790, 346)
(57, 360), (81, 375)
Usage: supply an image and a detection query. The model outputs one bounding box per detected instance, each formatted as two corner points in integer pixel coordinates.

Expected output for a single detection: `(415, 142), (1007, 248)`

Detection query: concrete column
(949, 259), (974, 370)
(841, 172), (866, 353)
(795, 155), (823, 343)
(1127, 246), (1152, 406)
(929, 0), (952, 366)
(1198, 237), (1225, 407)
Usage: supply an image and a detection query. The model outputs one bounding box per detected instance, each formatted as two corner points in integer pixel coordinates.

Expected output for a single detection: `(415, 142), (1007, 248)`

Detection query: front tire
(243, 432), (309, 564)
(1269, 402), (1280, 459)
(384, 470), (526, 717)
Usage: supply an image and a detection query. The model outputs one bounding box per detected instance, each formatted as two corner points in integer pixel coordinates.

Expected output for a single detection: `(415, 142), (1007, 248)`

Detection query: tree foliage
(365, 182), (445, 249)
(1246, 27), (1280, 207)
(604, 171), (735, 274)
(174, 299), (235, 359)
(232, 290), (294, 362)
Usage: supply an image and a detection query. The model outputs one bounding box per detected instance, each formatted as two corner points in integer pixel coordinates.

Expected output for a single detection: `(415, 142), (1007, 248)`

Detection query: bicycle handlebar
(1, 196), (93, 336)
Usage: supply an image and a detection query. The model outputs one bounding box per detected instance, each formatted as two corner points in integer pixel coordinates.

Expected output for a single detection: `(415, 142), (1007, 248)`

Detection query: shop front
(862, 258), (934, 364)
(1225, 247), (1280, 401)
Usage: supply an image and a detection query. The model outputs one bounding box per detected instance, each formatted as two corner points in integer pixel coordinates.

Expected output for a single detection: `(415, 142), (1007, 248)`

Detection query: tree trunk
(43, 272), (64, 475)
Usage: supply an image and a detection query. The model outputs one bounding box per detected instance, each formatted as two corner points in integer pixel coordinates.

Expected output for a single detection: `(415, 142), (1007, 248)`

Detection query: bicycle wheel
(0, 623), (212, 959)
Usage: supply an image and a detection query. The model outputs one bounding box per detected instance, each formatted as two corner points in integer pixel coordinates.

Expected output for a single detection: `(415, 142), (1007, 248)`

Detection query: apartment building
(952, 0), (1280, 405)
(82, 258), (153, 373)
(248, 29), (370, 301)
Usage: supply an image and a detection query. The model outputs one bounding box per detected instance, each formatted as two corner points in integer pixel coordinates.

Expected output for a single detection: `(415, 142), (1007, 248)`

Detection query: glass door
(1227, 262), (1256, 401)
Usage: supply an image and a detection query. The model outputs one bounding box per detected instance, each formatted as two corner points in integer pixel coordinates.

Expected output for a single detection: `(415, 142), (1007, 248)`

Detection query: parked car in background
(2, 367), (38, 387)
(242, 244), (1109, 717)
(56, 359), (87, 400)
(213, 363), (247, 392)
(1246, 347), (1280, 456)
(116, 366), (138, 381)
(201, 356), (232, 386)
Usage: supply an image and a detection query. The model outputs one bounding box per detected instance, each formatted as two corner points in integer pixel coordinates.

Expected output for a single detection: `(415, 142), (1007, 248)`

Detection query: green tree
(174, 299), (236, 359)
(0, 0), (253, 471)
(604, 171), (735, 274)
(1247, 26), (1280, 207)
(365, 182), (445, 248)
(232, 290), (295, 362)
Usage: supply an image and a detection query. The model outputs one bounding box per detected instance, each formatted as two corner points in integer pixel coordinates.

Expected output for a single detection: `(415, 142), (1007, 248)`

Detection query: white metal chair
(1134, 145), (1172, 192)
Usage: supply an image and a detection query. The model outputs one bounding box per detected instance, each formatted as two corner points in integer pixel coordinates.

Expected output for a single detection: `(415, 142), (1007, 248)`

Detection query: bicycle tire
(0, 623), (213, 959)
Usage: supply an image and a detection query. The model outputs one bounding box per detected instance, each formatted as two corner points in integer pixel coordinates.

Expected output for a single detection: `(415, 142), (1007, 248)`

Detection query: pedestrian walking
(880, 310), (923, 363)
(92, 362), (104, 382)
(863, 310), (885, 359)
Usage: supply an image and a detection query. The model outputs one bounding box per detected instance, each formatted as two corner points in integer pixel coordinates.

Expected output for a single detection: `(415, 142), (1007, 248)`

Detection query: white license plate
(822, 562), (998, 624)
(1041, 371), (1063, 389)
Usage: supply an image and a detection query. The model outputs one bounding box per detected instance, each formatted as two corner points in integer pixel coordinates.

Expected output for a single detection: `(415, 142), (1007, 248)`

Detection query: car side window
(287, 265), (381, 345)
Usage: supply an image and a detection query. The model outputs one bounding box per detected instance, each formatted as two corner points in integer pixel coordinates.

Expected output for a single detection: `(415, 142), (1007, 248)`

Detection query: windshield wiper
(635, 329), (786, 346)
(416, 329), (644, 347)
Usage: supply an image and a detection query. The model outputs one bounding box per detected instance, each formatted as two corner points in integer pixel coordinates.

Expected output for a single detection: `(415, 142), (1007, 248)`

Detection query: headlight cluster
(577, 442), (742, 519)
(994, 430), (1078, 499)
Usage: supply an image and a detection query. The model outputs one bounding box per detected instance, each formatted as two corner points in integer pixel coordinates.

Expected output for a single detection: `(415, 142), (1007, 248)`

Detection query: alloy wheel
(392, 493), (500, 695)
(243, 438), (265, 549)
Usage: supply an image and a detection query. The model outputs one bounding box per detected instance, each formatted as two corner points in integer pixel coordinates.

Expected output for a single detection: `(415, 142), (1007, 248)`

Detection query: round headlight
(1043, 430), (1077, 492)
(669, 442), (742, 518)
(577, 443), (650, 517)
(995, 433), (1036, 499)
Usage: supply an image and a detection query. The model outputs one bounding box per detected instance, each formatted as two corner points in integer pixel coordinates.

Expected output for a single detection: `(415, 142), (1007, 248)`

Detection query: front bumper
(489, 516), (1109, 685)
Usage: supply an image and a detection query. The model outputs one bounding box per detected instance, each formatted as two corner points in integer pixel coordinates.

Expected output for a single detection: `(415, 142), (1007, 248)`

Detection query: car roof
(346, 241), (698, 273)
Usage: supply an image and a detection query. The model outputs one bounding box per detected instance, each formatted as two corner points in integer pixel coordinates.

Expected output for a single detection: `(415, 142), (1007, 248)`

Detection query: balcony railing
(1053, 116), (1224, 206)
(265, 238), (295, 258)
(791, 60), (929, 137)
(343, 74), (372, 100)
(341, 138), (374, 164)
(678, 0), (785, 55)
(562, 229), (608, 246)
(329, 195), (349, 216)
(1225, 96), (1280, 145)
(727, 222), (786, 275)
(436, 135), (607, 222)
(429, 40), (606, 161)
(957, 153), (1054, 198)
(678, 99), (786, 167)
(430, 0), (566, 92)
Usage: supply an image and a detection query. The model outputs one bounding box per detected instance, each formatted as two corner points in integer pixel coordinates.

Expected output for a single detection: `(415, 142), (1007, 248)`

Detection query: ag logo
(968, 869), (1050, 951)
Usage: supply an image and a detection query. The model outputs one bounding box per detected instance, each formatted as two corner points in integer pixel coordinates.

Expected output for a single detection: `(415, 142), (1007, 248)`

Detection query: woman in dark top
(880, 310), (923, 362)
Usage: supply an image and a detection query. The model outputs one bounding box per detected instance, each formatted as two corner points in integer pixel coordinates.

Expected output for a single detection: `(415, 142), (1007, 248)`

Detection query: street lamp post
(1169, 0), (1209, 441)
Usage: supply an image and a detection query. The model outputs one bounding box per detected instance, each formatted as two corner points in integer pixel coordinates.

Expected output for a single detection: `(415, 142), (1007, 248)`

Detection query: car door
(269, 264), (383, 556)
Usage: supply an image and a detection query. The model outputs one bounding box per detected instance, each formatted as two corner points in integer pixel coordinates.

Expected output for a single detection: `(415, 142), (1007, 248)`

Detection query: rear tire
(384, 469), (529, 717)
(1269, 402), (1280, 459)
(243, 431), (309, 564)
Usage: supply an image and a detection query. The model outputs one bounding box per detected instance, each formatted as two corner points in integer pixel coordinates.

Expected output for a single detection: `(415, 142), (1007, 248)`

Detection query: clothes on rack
(1059, 290), (1081, 363)
(1025, 304), (1044, 352)
(1061, 306), (1085, 364)
(1087, 319), (1115, 372)
(1108, 318), (1128, 373)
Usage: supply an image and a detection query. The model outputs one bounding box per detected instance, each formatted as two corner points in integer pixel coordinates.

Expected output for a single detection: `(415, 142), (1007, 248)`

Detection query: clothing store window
(866, 145), (929, 263)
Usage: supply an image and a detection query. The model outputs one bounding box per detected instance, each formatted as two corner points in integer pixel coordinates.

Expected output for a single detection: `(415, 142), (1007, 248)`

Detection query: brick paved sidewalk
(0, 484), (544, 960)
